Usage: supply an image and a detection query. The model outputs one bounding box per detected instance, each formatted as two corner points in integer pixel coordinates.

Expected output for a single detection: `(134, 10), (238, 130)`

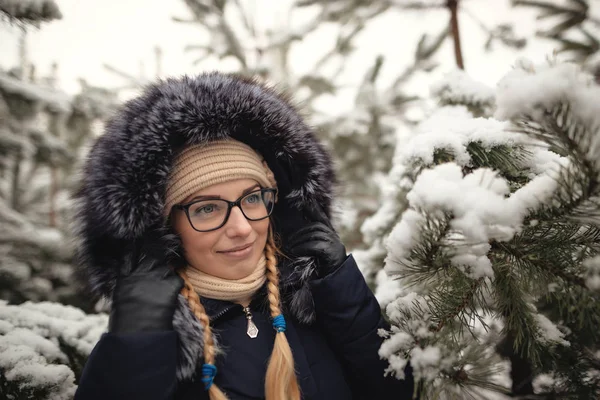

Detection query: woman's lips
(218, 243), (253, 258)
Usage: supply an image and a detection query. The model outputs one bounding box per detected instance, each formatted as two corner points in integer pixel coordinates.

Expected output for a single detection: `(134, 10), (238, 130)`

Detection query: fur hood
(73, 72), (336, 381)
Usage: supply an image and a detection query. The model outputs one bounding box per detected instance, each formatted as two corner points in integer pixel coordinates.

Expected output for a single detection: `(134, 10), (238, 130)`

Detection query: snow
(378, 326), (415, 380)
(407, 165), (514, 236)
(410, 345), (445, 381)
(533, 373), (556, 393)
(0, 319), (14, 334)
(495, 61), (600, 165)
(0, 223), (72, 265)
(384, 209), (426, 275)
(384, 99), (568, 280)
(533, 313), (570, 347)
(22, 277), (53, 297)
(327, 109), (373, 138)
(384, 293), (435, 343)
(0, 301), (107, 398)
(0, 341), (76, 400)
(396, 105), (520, 167)
(373, 268), (404, 308)
(583, 255), (600, 290)
(431, 70), (496, 114)
(387, 164), (526, 279)
(2, 328), (67, 363)
(495, 60), (587, 121)
(0, 259), (32, 281)
(0, 72), (71, 113)
(385, 292), (425, 325)
(507, 158), (566, 210)
(28, 127), (73, 164)
(524, 147), (564, 176)
(18, 300), (86, 319)
(47, 262), (74, 283)
(332, 197), (360, 236)
(384, 353), (410, 379)
(379, 330), (414, 360)
(361, 163), (411, 244)
(0, 301), (107, 361)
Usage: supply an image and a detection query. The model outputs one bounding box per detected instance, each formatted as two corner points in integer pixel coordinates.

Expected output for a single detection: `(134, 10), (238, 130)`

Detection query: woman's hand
(286, 204), (347, 278)
(108, 230), (184, 333)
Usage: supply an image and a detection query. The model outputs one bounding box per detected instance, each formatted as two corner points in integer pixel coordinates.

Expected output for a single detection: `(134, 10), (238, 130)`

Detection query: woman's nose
(224, 206), (253, 236)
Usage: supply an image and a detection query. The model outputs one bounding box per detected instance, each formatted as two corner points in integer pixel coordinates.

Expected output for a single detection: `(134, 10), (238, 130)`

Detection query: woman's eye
(193, 204), (216, 215)
(245, 194), (261, 204)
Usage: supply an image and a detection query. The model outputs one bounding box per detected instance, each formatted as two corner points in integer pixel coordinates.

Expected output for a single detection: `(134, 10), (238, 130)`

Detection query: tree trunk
(11, 150), (22, 211)
(447, 0), (464, 70)
(49, 167), (57, 227)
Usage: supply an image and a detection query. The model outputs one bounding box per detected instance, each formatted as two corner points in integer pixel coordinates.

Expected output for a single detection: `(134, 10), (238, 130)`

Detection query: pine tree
(0, 3), (116, 310)
(353, 0), (531, 289)
(0, 0), (62, 26)
(0, 5), (115, 399)
(376, 60), (600, 399)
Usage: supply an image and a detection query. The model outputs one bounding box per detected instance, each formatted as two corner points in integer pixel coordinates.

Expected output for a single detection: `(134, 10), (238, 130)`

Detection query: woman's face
(173, 178), (270, 280)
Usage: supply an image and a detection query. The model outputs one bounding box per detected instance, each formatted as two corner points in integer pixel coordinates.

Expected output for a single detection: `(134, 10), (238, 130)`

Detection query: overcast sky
(0, 0), (567, 113)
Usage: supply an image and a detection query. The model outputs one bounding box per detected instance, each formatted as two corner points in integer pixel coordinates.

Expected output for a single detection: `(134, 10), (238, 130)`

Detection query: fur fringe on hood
(73, 72), (336, 381)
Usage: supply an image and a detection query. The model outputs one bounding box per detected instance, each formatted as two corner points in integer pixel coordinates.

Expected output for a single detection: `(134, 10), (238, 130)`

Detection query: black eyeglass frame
(172, 188), (278, 233)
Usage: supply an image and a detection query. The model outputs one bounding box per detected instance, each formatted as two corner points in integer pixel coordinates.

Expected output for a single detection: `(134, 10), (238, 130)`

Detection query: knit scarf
(184, 255), (267, 303)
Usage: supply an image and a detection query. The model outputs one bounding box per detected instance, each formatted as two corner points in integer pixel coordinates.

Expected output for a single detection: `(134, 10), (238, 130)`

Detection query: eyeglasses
(173, 188), (277, 232)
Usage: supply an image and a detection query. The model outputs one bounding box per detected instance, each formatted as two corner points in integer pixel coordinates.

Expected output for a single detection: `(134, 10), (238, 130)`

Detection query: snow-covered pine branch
(0, 300), (107, 399)
(0, 0), (61, 24)
(377, 63), (600, 398)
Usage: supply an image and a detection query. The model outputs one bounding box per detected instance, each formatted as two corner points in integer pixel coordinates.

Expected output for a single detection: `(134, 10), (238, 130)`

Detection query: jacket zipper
(243, 306), (259, 338)
(211, 305), (239, 322)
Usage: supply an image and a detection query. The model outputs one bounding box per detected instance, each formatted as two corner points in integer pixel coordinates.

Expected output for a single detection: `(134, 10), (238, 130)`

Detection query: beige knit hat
(164, 139), (277, 216)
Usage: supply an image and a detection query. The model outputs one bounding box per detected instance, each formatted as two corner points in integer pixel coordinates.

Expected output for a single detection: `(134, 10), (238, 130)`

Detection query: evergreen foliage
(0, 68), (116, 309)
(0, 300), (106, 400)
(376, 61), (600, 398)
(0, 0), (62, 25)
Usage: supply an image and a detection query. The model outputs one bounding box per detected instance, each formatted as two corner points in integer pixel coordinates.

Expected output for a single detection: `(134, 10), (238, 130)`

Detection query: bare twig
(447, 0), (464, 69)
(390, 0), (446, 9)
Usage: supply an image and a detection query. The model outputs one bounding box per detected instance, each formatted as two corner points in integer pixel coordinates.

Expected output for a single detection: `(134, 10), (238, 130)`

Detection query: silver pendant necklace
(243, 306), (259, 338)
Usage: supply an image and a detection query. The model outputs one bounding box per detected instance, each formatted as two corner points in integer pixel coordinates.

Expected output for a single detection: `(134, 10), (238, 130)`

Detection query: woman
(73, 73), (414, 400)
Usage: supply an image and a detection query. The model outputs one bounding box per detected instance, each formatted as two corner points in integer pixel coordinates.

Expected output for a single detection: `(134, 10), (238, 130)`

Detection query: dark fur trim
(73, 72), (336, 381)
(281, 256), (318, 325)
(173, 294), (205, 381)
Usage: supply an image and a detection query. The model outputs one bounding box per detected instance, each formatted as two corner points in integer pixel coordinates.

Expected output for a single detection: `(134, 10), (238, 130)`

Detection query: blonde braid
(176, 230), (300, 399)
(179, 270), (228, 400)
(264, 230), (301, 400)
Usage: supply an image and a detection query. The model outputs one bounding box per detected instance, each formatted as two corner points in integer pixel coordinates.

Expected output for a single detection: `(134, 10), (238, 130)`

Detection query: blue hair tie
(201, 363), (217, 390)
(272, 314), (286, 333)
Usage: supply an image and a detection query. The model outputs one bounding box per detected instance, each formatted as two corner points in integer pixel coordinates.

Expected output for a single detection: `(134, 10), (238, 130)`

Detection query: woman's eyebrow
(242, 184), (261, 195)
(188, 184), (261, 202)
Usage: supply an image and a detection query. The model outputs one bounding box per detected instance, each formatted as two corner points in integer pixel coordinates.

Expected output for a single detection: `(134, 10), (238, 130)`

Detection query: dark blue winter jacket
(75, 255), (414, 400)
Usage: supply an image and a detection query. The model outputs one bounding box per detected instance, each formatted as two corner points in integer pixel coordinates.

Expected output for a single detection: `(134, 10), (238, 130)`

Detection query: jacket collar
(200, 283), (270, 322)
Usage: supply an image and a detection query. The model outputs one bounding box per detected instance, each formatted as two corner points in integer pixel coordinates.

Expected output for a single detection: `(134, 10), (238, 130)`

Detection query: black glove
(108, 230), (184, 333)
(286, 203), (347, 278)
